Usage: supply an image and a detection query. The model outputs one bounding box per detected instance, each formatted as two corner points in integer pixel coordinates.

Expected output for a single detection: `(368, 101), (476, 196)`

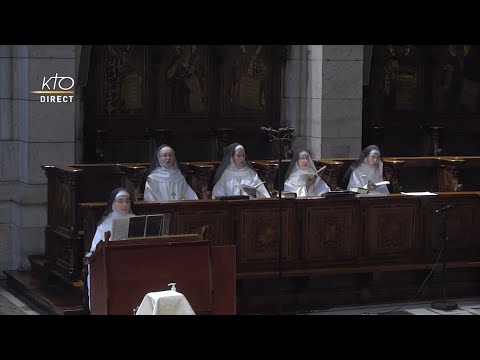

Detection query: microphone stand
(262, 127), (295, 314)
(431, 205), (458, 311)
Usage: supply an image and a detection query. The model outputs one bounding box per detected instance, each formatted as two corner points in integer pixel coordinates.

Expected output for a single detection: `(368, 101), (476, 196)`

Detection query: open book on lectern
(111, 214), (171, 240)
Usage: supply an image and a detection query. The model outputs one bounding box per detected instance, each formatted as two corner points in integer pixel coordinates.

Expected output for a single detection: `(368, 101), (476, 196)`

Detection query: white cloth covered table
(135, 290), (196, 315)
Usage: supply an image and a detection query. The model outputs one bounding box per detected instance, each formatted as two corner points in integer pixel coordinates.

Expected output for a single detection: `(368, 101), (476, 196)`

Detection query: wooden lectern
(88, 232), (236, 315)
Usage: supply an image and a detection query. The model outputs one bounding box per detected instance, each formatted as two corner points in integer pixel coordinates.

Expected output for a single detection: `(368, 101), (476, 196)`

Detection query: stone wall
(0, 45), (78, 276)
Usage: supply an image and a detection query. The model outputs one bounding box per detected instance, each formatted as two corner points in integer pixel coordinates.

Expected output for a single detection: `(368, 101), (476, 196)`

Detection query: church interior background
(1, 45), (480, 314)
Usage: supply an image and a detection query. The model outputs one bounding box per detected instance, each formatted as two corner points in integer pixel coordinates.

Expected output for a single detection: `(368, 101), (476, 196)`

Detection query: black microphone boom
(436, 204), (454, 213)
(260, 126), (279, 134)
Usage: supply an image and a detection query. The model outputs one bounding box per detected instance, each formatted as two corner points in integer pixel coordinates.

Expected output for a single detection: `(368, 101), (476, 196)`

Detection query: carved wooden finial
(200, 225), (209, 241)
(104, 230), (111, 245)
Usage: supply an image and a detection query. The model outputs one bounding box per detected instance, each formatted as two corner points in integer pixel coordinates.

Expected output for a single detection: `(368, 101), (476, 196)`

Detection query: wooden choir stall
(81, 193), (480, 313)
(6, 156), (480, 314)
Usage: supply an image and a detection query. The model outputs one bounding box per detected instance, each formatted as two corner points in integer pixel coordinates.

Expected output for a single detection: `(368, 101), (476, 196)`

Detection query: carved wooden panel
(84, 45), (284, 163)
(56, 177), (72, 232)
(424, 196), (479, 261)
(222, 45), (267, 114)
(365, 201), (417, 261)
(172, 210), (228, 246)
(437, 160), (465, 192)
(162, 45), (209, 114)
(365, 45), (480, 156)
(430, 45), (480, 117)
(303, 206), (357, 264)
(43, 166), (81, 234)
(235, 205), (294, 270)
(463, 158), (480, 190)
(45, 228), (83, 280)
(78, 193), (480, 288)
(395, 160), (438, 192)
(367, 45), (423, 128)
(101, 45), (147, 116)
(82, 205), (105, 254)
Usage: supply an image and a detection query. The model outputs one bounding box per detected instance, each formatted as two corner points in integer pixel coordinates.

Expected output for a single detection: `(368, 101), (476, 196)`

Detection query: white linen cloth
(135, 290), (196, 315)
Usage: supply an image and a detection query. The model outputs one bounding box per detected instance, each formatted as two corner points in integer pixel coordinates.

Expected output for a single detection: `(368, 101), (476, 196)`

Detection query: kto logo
(31, 73), (75, 103)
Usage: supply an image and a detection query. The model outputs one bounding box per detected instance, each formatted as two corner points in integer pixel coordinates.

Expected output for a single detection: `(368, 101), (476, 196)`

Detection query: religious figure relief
(434, 45), (480, 114)
(58, 182), (71, 226)
(103, 45), (145, 115)
(255, 218), (278, 255)
(379, 215), (402, 249)
(381, 45), (417, 111)
(120, 64), (143, 114)
(322, 219), (342, 249)
(165, 45), (207, 113)
(228, 45), (266, 112)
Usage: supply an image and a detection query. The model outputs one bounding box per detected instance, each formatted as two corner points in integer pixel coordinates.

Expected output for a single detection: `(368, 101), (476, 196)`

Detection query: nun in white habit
(212, 143), (270, 199)
(283, 149), (331, 197)
(344, 144), (390, 194)
(87, 187), (137, 309)
(143, 144), (198, 201)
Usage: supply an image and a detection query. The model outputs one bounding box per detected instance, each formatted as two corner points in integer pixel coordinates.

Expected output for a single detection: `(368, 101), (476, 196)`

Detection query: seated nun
(143, 144), (198, 201)
(212, 143), (270, 199)
(344, 144), (390, 194)
(87, 187), (137, 308)
(283, 149), (331, 197)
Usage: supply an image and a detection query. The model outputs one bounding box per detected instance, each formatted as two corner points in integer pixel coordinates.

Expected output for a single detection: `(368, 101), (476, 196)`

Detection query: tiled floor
(301, 297), (480, 315)
(1, 279), (479, 315)
(0, 285), (39, 315)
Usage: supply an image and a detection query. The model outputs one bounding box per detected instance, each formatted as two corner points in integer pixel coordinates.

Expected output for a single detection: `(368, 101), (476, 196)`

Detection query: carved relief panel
(365, 203), (416, 260)
(163, 45), (209, 114)
(172, 210), (228, 246)
(85, 45), (282, 163)
(102, 45), (146, 115)
(431, 45), (480, 115)
(425, 199), (478, 261)
(222, 45), (267, 114)
(303, 206), (356, 263)
(382, 45), (418, 112)
(236, 207), (294, 269)
(368, 45), (422, 128)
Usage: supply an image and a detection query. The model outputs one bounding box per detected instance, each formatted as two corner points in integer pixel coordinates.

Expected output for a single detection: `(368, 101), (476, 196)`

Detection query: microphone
(260, 127), (279, 133)
(436, 204), (454, 213)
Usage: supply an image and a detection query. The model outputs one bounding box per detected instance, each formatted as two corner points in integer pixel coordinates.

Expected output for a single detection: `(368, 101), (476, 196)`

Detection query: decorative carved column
(370, 126), (385, 155)
(208, 128), (235, 161)
(119, 164), (148, 201)
(67, 170), (81, 234)
(383, 159), (405, 193)
(318, 161), (345, 190)
(198, 165), (216, 199)
(95, 129), (107, 163)
(149, 128), (175, 151)
(189, 163), (217, 199)
(266, 127), (295, 160)
(252, 161), (278, 194)
(425, 126), (445, 156)
(438, 158), (465, 192)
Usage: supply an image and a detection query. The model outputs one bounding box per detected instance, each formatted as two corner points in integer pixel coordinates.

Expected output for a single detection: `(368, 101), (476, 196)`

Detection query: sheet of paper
(111, 218), (130, 240)
(400, 192), (437, 196)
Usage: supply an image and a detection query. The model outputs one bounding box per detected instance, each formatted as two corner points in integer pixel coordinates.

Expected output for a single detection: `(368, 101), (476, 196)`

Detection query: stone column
(0, 45), (78, 275)
(282, 45), (364, 159)
(0, 45), (15, 273)
(320, 45), (363, 158)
